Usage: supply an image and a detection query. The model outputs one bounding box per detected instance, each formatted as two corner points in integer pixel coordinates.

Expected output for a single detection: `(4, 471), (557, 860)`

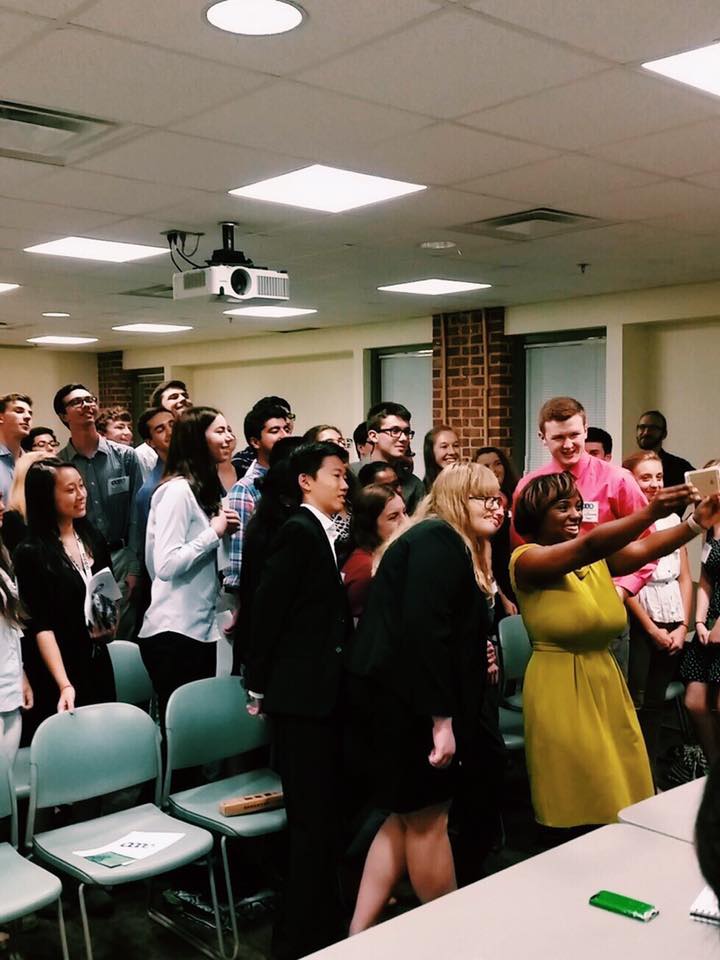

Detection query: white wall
(0, 347), (98, 439)
(123, 317), (432, 439)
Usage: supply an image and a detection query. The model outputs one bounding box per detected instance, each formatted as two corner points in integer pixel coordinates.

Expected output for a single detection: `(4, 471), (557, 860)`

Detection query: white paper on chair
(74, 831), (185, 868)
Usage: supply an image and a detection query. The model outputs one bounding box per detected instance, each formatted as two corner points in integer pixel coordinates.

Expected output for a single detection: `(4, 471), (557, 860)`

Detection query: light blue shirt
(0, 445), (16, 506)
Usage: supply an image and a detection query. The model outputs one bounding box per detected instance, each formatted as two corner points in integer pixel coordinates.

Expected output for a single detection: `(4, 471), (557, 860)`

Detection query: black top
(2, 510), (26, 556)
(659, 448), (694, 488)
(245, 508), (352, 718)
(351, 518), (491, 741)
(14, 525), (115, 738)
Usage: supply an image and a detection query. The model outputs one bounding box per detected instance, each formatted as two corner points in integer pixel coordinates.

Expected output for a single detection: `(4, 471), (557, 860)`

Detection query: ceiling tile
(0, 195), (119, 235)
(463, 68), (720, 150)
(172, 81), (432, 163)
(0, 1), (92, 17)
(297, 8), (604, 118)
(572, 179), (720, 221)
(0, 156), (57, 193)
(594, 119), (720, 178)
(8, 169), (198, 216)
(72, 0), (442, 74)
(344, 123), (558, 185)
(689, 170), (720, 190)
(76, 130), (301, 192)
(0, 27), (268, 126)
(0, 8), (50, 55)
(458, 154), (661, 204)
(465, 0), (720, 64)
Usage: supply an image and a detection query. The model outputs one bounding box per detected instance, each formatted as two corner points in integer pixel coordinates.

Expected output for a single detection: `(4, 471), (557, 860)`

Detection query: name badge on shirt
(108, 475), (130, 496)
(702, 541), (712, 564)
(582, 501), (599, 524)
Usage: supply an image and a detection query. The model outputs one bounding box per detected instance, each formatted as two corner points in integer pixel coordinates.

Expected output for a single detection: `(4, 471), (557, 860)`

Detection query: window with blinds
(524, 338), (606, 473)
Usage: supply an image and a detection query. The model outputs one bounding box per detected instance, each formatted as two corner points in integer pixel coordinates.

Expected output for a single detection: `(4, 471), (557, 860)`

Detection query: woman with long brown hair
(349, 462), (503, 932)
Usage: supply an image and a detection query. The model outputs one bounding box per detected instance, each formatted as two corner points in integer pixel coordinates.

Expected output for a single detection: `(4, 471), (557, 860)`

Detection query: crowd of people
(0, 381), (717, 959)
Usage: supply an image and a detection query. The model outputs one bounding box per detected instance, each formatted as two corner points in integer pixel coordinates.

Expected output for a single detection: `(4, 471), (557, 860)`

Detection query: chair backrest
(108, 640), (155, 705)
(28, 703), (160, 834)
(498, 614), (532, 682)
(164, 676), (270, 800)
(0, 751), (18, 847)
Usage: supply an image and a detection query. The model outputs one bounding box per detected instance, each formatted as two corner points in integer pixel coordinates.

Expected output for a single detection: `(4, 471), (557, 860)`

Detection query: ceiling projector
(170, 222), (289, 302)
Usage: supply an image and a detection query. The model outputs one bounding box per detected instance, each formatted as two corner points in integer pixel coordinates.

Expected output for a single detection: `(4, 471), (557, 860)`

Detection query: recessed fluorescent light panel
(112, 323), (194, 333)
(223, 306), (317, 318)
(643, 41), (720, 97)
(0, 283), (20, 294)
(378, 279), (492, 295)
(42, 311), (70, 317)
(28, 336), (98, 345)
(229, 164), (426, 213)
(206, 0), (305, 35)
(24, 237), (167, 263)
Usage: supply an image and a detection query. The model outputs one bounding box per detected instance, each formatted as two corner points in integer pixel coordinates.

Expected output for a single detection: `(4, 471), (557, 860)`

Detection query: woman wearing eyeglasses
(21, 427), (59, 454)
(349, 462), (504, 932)
(510, 473), (720, 830)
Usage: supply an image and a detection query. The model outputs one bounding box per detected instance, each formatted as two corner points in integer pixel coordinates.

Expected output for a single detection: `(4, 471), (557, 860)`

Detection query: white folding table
(619, 777), (707, 843)
(307, 824), (716, 960)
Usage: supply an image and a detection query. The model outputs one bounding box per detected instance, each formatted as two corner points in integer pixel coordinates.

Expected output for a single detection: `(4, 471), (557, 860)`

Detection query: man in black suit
(246, 441), (352, 960)
(636, 409), (694, 487)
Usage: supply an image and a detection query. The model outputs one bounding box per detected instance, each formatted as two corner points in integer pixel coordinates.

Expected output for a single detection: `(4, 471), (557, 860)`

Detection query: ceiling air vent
(120, 284), (174, 300)
(452, 207), (608, 242)
(0, 101), (117, 165)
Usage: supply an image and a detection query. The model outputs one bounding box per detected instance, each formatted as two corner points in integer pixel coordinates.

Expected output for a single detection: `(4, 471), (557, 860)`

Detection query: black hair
(137, 406), (169, 442)
(353, 421), (368, 447)
(513, 472), (580, 540)
(474, 446), (519, 500)
(351, 483), (399, 552)
(53, 383), (88, 420)
(21, 426), (57, 453)
(243, 403), (290, 446)
(358, 461), (400, 488)
(290, 441), (348, 488)
(162, 406), (224, 517)
(639, 409), (667, 433)
(252, 395), (291, 414)
(24, 458), (96, 552)
(586, 426), (613, 456)
(366, 401), (412, 434)
(150, 379), (188, 409)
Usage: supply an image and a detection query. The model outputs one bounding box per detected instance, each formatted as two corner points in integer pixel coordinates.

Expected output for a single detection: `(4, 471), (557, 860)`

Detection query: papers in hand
(74, 831), (185, 868)
(83, 566), (121, 630)
(690, 884), (720, 924)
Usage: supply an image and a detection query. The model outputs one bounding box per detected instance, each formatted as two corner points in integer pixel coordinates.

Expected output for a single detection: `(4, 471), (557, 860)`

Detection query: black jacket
(245, 507), (352, 718)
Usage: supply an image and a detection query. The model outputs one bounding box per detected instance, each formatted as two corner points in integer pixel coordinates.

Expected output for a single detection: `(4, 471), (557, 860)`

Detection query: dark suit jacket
(245, 507), (352, 718)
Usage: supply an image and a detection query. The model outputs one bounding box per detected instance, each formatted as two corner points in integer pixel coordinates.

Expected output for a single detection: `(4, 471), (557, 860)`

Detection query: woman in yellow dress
(510, 472), (719, 828)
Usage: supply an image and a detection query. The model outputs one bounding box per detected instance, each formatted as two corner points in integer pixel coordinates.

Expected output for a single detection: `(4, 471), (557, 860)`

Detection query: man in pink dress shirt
(511, 396), (656, 676)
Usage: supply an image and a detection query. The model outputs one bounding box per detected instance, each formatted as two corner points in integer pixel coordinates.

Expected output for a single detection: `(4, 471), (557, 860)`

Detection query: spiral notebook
(690, 885), (720, 925)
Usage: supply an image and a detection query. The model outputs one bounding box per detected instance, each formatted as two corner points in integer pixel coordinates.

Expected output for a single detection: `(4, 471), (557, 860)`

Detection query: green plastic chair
(25, 702), (219, 960)
(498, 615), (533, 713)
(0, 751), (69, 957)
(108, 639), (155, 705)
(163, 676), (286, 960)
(12, 745), (30, 799)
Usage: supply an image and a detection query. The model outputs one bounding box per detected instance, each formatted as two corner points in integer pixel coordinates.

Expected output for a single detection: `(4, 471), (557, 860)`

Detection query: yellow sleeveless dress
(510, 544), (653, 827)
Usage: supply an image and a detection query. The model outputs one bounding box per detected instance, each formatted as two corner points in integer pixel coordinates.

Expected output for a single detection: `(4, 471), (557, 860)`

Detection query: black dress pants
(138, 631), (216, 730)
(270, 712), (345, 960)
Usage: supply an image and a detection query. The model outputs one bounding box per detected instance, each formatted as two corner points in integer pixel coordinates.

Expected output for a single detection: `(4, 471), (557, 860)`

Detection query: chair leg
(219, 836), (240, 960)
(57, 896), (70, 960)
(78, 883), (95, 960)
(207, 855), (237, 960)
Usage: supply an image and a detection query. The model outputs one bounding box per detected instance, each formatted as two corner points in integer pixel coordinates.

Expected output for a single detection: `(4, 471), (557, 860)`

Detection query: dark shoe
(162, 888), (224, 930)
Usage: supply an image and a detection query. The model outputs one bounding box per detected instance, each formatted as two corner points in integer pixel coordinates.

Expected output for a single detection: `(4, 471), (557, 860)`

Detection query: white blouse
(139, 477), (221, 644)
(0, 570), (23, 713)
(636, 513), (685, 624)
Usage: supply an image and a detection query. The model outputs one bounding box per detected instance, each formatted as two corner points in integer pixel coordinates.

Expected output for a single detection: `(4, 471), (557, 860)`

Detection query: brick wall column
(97, 351), (134, 412)
(432, 307), (514, 459)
